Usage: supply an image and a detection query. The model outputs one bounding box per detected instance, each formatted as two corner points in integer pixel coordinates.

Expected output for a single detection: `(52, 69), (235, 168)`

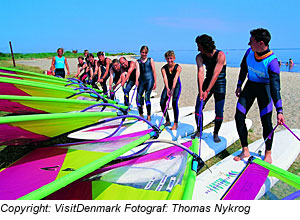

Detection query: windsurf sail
(44, 138), (201, 200)
(7, 125), (164, 200)
(0, 111), (123, 145)
(0, 66), (67, 82)
(221, 157), (300, 200)
(0, 95), (127, 114)
(0, 76), (112, 103)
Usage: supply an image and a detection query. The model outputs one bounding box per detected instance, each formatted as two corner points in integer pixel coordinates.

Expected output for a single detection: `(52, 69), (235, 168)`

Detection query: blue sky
(1, 0), (299, 53)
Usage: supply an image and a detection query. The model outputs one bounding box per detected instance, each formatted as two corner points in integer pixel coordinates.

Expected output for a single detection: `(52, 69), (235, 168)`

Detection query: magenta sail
(0, 124), (49, 145)
(0, 99), (46, 114)
(222, 163), (269, 200)
(0, 147), (68, 200)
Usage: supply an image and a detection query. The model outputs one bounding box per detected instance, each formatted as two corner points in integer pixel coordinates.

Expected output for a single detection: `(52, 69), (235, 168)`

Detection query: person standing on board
(234, 28), (285, 163)
(97, 51), (112, 94)
(136, 46), (157, 121)
(108, 59), (125, 100)
(193, 34), (227, 143)
(51, 48), (70, 78)
(160, 50), (182, 130)
(120, 56), (138, 106)
(88, 53), (98, 88)
(75, 56), (88, 83)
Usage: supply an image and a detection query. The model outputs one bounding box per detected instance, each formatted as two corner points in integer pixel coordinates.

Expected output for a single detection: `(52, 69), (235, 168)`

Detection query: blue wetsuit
(137, 58), (154, 116)
(160, 64), (181, 123)
(235, 48), (282, 150)
(195, 50), (226, 134)
(122, 61), (137, 106)
(54, 56), (65, 78)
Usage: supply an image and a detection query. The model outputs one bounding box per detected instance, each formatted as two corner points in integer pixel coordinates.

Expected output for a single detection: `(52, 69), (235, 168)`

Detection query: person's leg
(123, 80), (135, 106)
(171, 82), (181, 130)
(160, 87), (170, 125)
(100, 66), (108, 94)
(213, 92), (226, 142)
(234, 82), (256, 161)
(257, 85), (274, 163)
(145, 79), (154, 121)
(136, 82), (145, 117)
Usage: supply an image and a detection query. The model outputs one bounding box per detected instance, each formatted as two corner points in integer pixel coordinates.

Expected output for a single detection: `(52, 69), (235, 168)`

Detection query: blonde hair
(164, 50), (175, 58)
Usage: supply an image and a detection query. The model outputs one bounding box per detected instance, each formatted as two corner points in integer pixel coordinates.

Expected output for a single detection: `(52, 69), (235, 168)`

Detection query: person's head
(112, 59), (120, 71)
(195, 34), (216, 54)
(140, 46), (149, 59)
(57, 48), (64, 56)
(78, 56), (84, 64)
(88, 53), (94, 62)
(119, 57), (128, 68)
(84, 50), (89, 57)
(164, 50), (176, 65)
(97, 51), (105, 62)
(249, 28), (271, 52)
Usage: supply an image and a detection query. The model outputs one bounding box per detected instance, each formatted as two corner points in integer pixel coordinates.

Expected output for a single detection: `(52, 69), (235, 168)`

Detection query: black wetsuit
(88, 61), (97, 88)
(98, 58), (111, 94)
(160, 64), (181, 123)
(109, 65), (122, 100)
(235, 48), (283, 150)
(77, 62), (88, 82)
(137, 58), (154, 116)
(195, 50), (227, 134)
(123, 61), (137, 106)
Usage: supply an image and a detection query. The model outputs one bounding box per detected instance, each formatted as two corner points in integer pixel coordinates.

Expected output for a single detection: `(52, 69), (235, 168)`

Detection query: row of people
(52, 27), (284, 164)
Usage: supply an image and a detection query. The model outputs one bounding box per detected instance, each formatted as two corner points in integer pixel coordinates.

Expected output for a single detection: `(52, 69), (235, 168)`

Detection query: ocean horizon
(125, 48), (300, 73)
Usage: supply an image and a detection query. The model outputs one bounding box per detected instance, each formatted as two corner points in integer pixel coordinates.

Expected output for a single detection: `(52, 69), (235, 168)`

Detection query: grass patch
(0, 51), (136, 61)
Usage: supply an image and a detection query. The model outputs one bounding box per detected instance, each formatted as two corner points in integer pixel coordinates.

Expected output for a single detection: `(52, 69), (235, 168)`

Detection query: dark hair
(112, 58), (119, 64)
(120, 56), (127, 61)
(97, 51), (105, 56)
(89, 53), (94, 58)
(57, 48), (64, 53)
(140, 45), (149, 53)
(195, 34), (216, 53)
(250, 28), (271, 46)
(78, 56), (84, 60)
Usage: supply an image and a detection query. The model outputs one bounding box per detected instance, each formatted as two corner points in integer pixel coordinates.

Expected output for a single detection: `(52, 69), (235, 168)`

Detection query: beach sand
(14, 56), (300, 199)
(16, 57), (300, 141)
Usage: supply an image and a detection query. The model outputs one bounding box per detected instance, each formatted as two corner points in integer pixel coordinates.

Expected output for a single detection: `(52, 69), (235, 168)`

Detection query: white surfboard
(192, 129), (300, 200)
(67, 106), (202, 140)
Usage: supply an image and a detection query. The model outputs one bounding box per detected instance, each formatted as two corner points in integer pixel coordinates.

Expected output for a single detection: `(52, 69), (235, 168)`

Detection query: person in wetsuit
(160, 50), (182, 130)
(193, 34), (227, 143)
(50, 48), (70, 78)
(75, 56), (88, 83)
(120, 57), (138, 106)
(109, 59), (124, 100)
(87, 53), (98, 88)
(97, 51), (112, 94)
(234, 28), (285, 163)
(136, 45), (157, 121)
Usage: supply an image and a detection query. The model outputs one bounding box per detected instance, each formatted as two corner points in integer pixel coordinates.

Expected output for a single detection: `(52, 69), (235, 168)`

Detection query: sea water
(129, 48), (300, 73)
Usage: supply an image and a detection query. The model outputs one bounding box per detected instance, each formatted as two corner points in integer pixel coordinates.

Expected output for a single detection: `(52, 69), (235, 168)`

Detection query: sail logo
(204, 171), (239, 194)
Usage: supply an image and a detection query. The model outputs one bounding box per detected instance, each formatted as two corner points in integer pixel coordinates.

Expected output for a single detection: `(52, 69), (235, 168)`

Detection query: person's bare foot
(170, 122), (178, 130)
(164, 121), (171, 126)
(264, 150), (272, 163)
(147, 115), (151, 121)
(234, 147), (250, 161)
(213, 133), (221, 143)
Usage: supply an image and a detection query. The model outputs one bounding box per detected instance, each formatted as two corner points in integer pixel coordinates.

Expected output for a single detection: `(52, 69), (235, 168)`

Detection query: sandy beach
(16, 56), (300, 142)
